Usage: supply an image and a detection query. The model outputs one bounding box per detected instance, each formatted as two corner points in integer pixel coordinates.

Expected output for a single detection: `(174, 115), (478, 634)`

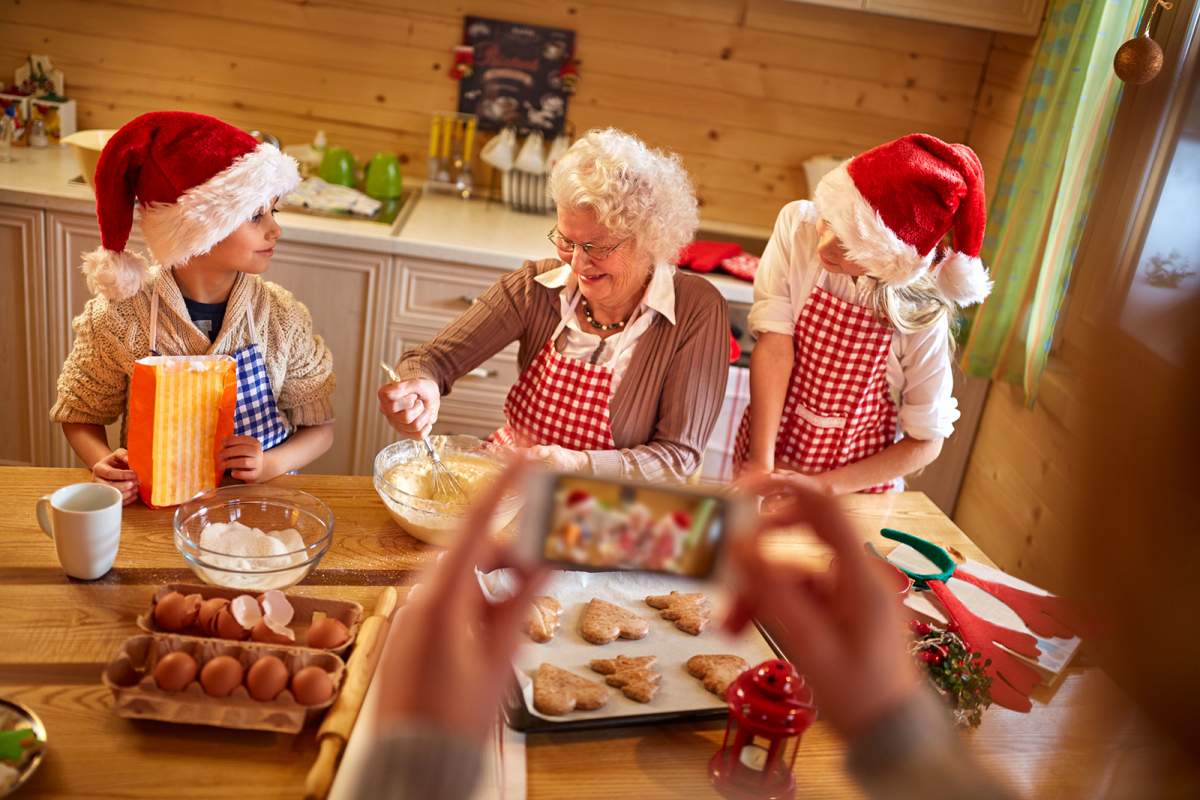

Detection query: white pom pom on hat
(83, 110), (299, 300)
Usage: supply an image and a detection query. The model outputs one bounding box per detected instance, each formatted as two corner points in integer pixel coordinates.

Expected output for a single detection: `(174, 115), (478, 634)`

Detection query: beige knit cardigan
(51, 269), (335, 439)
(397, 259), (730, 482)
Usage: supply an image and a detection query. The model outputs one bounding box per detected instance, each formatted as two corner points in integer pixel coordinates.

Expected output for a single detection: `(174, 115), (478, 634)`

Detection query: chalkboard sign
(457, 16), (574, 137)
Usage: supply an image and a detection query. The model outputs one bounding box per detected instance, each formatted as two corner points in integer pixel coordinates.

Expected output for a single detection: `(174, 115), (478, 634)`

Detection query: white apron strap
(244, 298), (261, 347)
(148, 282), (160, 355)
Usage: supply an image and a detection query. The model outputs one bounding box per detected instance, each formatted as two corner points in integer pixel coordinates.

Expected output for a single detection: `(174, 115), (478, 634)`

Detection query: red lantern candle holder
(709, 659), (816, 800)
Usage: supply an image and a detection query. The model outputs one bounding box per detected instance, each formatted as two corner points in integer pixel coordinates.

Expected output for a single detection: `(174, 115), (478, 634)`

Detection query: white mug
(35, 483), (122, 580)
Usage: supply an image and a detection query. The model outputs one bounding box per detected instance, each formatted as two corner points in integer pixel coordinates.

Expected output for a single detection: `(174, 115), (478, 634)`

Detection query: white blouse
(534, 261), (677, 395)
(747, 200), (959, 441)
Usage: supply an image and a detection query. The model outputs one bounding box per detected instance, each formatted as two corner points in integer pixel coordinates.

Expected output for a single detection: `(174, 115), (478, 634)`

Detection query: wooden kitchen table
(1, 467), (1188, 799)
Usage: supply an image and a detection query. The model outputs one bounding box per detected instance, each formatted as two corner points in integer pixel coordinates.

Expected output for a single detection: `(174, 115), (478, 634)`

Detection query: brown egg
(197, 597), (231, 636)
(153, 591), (200, 631)
(245, 655), (289, 702)
(199, 655), (244, 697)
(290, 665), (334, 706)
(251, 619), (294, 646)
(306, 618), (350, 650)
(153, 651), (198, 692)
(214, 606), (250, 641)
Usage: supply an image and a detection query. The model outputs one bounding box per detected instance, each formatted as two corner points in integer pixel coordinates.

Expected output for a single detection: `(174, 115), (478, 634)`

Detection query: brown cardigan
(397, 259), (730, 482)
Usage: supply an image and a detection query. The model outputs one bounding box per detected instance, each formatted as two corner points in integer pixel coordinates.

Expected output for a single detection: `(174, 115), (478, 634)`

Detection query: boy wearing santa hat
(52, 111), (335, 504)
(736, 134), (992, 493)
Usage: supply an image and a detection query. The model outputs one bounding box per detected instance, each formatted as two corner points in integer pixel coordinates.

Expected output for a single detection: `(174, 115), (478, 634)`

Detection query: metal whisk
(380, 362), (469, 504)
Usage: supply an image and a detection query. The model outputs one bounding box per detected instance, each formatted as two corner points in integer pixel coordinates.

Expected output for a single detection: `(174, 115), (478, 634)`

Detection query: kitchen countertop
(0, 146), (757, 305)
(2, 466), (1180, 799)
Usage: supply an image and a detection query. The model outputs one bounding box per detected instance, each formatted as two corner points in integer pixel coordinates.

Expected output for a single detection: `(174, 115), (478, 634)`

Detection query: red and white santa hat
(813, 133), (992, 305)
(82, 110), (299, 300)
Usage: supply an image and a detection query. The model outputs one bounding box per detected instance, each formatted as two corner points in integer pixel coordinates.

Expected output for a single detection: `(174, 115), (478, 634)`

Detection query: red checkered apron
(492, 301), (631, 451)
(733, 284), (899, 493)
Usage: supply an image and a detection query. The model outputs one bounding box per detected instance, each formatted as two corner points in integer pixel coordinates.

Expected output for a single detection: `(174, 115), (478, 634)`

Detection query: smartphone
(517, 470), (752, 579)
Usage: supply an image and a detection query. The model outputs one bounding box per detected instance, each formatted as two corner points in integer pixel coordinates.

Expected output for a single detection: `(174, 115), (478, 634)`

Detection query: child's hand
(93, 448), (139, 506)
(219, 435), (272, 483)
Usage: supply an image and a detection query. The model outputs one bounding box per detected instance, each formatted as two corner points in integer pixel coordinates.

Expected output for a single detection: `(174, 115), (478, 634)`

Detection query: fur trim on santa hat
(813, 160), (934, 287)
(81, 246), (151, 301)
(935, 251), (992, 305)
(140, 142), (298, 269)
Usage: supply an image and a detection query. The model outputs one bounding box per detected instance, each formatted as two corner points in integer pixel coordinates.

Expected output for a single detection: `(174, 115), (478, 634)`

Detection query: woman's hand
(379, 378), (440, 439)
(527, 444), (588, 472)
(724, 474), (921, 739)
(92, 448), (139, 506)
(375, 459), (545, 744)
(219, 435), (278, 483)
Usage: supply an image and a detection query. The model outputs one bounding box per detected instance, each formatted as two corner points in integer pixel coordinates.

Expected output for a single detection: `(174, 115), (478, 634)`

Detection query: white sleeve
(895, 321), (960, 441)
(748, 201), (816, 338)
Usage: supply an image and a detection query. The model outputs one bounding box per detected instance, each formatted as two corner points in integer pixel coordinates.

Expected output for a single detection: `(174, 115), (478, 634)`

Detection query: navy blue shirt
(182, 296), (227, 342)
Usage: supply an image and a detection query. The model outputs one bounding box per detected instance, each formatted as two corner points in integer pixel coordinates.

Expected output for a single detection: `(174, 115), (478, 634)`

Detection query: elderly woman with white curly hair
(379, 128), (730, 481)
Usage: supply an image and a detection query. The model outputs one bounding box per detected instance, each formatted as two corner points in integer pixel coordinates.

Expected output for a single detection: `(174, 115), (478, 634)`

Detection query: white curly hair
(548, 128), (699, 265)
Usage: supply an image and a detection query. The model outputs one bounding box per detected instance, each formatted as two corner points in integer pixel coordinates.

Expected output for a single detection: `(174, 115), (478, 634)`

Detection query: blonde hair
(548, 128), (699, 265)
(869, 268), (960, 346)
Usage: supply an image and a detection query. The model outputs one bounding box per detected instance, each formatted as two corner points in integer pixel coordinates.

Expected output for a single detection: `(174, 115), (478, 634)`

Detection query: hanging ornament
(449, 45), (475, 81)
(1114, 0), (1174, 85)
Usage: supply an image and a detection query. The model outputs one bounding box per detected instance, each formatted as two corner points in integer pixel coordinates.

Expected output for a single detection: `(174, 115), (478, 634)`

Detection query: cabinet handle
(459, 294), (479, 307)
(465, 367), (497, 380)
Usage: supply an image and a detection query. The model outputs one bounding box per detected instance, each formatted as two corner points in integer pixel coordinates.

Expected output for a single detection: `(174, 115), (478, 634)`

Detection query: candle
(737, 744), (768, 772)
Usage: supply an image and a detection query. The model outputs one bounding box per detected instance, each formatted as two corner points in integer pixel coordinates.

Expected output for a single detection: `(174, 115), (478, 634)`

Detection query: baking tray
(503, 620), (784, 733)
(484, 570), (787, 733)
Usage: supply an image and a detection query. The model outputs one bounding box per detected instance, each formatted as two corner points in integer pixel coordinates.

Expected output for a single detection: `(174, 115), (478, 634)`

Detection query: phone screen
(537, 475), (729, 578)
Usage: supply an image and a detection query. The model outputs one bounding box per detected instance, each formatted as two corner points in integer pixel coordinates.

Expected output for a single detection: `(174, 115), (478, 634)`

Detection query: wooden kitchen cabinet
(0, 204), (49, 467)
(795, 0), (1046, 35)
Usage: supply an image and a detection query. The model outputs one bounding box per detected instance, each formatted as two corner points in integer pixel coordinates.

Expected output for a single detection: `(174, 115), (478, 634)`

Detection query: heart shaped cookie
(532, 663), (609, 716)
(646, 591), (711, 635)
(686, 654), (749, 697)
(525, 595), (563, 643)
(579, 598), (649, 645)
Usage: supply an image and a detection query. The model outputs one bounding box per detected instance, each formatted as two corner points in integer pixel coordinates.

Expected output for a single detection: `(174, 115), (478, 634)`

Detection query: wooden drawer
(395, 257), (506, 329)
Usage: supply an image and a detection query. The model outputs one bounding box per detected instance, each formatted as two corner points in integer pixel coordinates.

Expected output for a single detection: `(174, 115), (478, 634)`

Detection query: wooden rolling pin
(303, 586), (398, 800)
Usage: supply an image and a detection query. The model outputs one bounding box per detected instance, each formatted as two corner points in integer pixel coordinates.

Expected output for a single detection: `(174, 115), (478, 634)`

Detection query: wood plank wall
(1, 0), (1011, 231)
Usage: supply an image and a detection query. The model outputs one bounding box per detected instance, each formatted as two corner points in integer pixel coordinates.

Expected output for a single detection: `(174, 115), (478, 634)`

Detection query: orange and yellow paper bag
(127, 356), (237, 508)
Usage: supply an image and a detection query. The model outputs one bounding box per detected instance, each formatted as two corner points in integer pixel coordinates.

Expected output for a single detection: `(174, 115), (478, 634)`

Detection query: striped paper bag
(127, 355), (237, 508)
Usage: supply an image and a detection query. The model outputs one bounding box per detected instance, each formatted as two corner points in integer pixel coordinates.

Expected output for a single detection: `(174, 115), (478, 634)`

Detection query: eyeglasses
(547, 227), (629, 262)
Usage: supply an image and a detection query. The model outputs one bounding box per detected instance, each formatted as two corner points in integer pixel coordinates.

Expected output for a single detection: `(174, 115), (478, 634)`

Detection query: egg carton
(102, 633), (346, 734)
(137, 584), (363, 655)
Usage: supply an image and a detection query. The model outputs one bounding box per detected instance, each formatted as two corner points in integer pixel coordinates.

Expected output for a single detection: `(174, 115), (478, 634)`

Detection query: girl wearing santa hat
(51, 111), (335, 504)
(735, 134), (992, 493)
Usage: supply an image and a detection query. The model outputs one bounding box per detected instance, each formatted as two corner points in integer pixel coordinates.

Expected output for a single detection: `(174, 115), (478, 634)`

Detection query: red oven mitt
(676, 240), (742, 273)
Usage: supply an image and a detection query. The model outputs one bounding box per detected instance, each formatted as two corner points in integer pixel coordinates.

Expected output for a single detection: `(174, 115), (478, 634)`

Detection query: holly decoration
(449, 45), (475, 81)
(559, 58), (580, 94)
(908, 619), (993, 728)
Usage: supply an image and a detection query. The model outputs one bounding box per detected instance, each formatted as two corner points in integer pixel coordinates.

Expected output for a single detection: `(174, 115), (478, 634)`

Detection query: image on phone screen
(541, 476), (726, 578)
